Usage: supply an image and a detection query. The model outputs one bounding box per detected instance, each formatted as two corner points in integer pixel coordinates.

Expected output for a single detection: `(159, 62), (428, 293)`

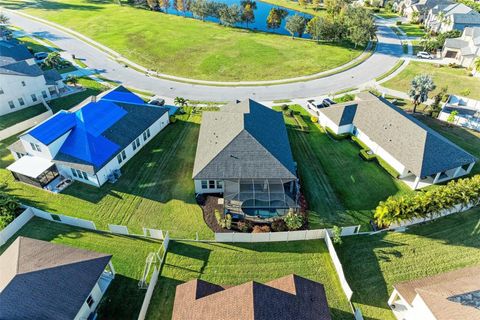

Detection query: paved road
(6, 11), (403, 101)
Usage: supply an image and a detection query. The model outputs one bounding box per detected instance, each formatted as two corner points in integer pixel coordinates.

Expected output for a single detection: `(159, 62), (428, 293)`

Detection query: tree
(174, 97), (189, 107)
(190, 0), (209, 21)
(0, 12), (10, 25)
(266, 8), (288, 29)
(218, 4), (243, 27)
(241, 3), (255, 27)
(344, 7), (376, 48)
(44, 52), (62, 69)
(408, 74), (436, 113)
(446, 110), (458, 126)
(66, 75), (79, 87)
(158, 0), (170, 13)
(285, 14), (307, 39)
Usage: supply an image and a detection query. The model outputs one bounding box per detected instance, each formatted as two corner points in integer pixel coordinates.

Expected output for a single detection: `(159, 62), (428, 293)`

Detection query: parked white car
(416, 51), (433, 59)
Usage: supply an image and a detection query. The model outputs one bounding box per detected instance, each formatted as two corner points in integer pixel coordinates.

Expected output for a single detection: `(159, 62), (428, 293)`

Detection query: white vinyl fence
(0, 109), (53, 140)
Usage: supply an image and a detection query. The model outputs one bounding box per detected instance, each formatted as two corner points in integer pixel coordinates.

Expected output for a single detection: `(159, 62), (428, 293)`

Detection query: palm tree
(408, 74), (436, 113)
(174, 97), (188, 107)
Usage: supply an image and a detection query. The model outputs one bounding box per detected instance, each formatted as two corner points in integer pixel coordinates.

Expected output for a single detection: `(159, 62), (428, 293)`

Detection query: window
(42, 91), (48, 99)
(216, 180), (223, 189)
(71, 168), (78, 178)
(121, 150), (126, 160)
(30, 142), (41, 152)
(21, 81), (26, 87)
(0, 87), (4, 94)
(18, 98), (25, 106)
(117, 154), (123, 164)
(31, 94), (37, 102)
(86, 295), (95, 308)
(201, 180), (208, 189)
(8, 101), (14, 109)
(209, 180), (215, 189)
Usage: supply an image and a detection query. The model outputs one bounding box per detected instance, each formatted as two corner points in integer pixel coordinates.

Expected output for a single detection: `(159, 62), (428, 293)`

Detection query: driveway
(6, 12), (403, 101)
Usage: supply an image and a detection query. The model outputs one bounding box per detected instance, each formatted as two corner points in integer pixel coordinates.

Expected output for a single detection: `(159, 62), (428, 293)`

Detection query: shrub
(310, 116), (318, 123)
(169, 116), (177, 123)
(252, 225), (271, 233)
(375, 175), (480, 227)
(284, 211), (303, 230)
(325, 127), (350, 140)
(271, 219), (287, 232)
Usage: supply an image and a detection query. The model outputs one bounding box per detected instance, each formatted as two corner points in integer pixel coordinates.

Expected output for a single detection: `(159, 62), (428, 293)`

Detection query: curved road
(6, 11), (403, 101)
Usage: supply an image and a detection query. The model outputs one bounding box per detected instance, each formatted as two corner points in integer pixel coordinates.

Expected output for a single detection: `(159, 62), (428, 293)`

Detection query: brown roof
(172, 274), (332, 320)
(394, 265), (480, 320)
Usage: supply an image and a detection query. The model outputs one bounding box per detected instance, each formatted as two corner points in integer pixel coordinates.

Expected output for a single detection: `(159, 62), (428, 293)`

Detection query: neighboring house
(317, 92), (476, 189)
(192, 99), (299, 220)
(0, 40), (66, 116)
(438, 94), (480, 131)
(388, 265), (480, 320)
(425, 3), (480, 33)
(7, 86), (170, 189)
(442, 27), (480, 68)
(172, 274), (332, 320)
(0, 237), (115, 320)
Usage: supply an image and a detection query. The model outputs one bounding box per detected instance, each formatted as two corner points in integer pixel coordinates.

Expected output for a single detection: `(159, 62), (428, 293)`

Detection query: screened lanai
(224, 179), (299, 218)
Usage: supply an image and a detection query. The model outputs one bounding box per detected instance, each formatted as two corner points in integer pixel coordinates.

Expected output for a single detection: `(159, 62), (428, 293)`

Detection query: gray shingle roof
(0, 237), (112, 320)
(192, 99), (297, 180)
(319, 92), (476, 177)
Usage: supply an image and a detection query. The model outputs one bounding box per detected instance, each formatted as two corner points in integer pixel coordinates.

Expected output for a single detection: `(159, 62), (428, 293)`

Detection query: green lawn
(0, 103), (47, 130)
(49, 77), (107, 113)
(337, 206), (480, 320)
(2, 0), (363, 81)
(398, 23), (425, 37)
(0, 217), (162, 319)
(147, 240), (353, 320)
(0, 112), (213, 239)
(279, 106), (411, 230)
(383, 61), (480, 99)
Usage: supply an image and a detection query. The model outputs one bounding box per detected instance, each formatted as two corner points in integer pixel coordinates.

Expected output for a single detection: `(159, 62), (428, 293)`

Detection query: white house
(388, 265), (480, 320)
(0, 40), (66, 116)
(0, 236), (115, 320)
(317, 92), (476, 189)
(442, 27), (480, 69)
(438, 94), (480, 131)
(425, 3), (480, 33)
(7, 86), (170, 189)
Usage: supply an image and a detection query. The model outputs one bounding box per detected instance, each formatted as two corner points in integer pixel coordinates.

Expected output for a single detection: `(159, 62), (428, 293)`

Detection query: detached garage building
(317, 92), (476, 189)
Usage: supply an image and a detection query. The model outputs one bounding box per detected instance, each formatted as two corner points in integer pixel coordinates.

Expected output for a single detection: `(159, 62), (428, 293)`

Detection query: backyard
(382, 61), (480, 99)
(146, 240), (353, 320)
(0, 217), (162, 319)
(279, 105), (412, 230)
(337, 206), (480, 320)
(2, 0), (364, 81)
(0, 111), (213, 239)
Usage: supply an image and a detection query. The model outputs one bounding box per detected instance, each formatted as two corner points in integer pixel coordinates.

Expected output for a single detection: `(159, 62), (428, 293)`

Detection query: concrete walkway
(4, 10), (404, 101)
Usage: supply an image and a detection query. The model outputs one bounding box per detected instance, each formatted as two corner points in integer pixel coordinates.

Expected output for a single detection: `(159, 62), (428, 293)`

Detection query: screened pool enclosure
(223, 179), (300, 219)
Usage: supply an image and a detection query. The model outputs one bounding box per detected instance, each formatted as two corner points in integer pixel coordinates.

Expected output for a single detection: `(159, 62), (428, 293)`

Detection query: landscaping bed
(146, 240), (353, 320)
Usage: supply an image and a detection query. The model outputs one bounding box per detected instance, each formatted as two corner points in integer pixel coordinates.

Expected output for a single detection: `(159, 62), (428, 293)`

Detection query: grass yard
(0, 103), (47, 130)
(49, 77), (107, 113)
(398, 23), (425, 37)
(337, 206), (480, 320)
(2, 0), (363, 81)
(0, 111), (213, 239)
(278, 106), (411, 230)
(382, 61), (480, 99)
(0, 217), (162, 319)
(146, 240), (353, 320)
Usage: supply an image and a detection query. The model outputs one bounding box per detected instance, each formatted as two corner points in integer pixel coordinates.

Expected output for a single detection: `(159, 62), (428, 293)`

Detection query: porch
(223, 178), (299, 220)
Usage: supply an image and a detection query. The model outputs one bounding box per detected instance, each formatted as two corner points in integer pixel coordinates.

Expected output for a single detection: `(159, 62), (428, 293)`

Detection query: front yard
(337, 206), (480, 320)
(280, 106), (412, 230)
(0, 111), (213, 239)
(382, 61), (480, 99)
(0, 217), (162, 319)
(146, 240), (353, 320)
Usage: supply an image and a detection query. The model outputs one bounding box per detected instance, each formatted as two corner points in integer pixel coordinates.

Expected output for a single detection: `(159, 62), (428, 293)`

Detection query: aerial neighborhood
(0, 0), (480, 319)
